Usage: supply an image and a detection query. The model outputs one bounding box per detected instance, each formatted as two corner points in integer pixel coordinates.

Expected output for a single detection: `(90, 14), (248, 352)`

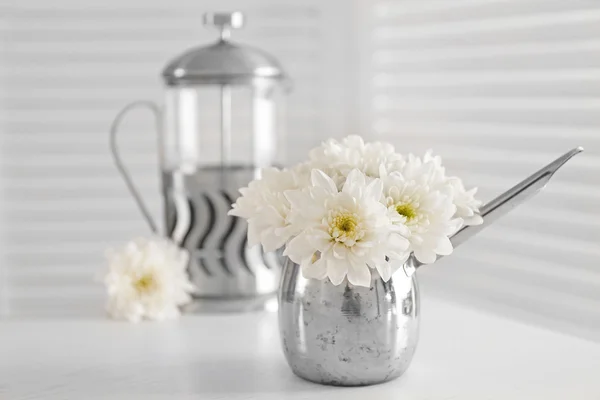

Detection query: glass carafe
(109, 12), (289, 312)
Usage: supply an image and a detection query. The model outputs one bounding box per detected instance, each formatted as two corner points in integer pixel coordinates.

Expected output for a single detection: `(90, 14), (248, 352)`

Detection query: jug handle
(109, 101), (161, 234)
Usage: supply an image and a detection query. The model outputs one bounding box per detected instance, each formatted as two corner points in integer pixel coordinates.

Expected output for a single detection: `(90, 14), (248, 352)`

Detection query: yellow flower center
(134, 273), (158, 294)
(337, 215), (357, 233)
(396, 203), (417, 220)
(329, 212), (362, 245)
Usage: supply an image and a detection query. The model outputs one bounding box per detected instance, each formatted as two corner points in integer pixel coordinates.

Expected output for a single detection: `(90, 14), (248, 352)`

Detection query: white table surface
(1, 294), (600, 400)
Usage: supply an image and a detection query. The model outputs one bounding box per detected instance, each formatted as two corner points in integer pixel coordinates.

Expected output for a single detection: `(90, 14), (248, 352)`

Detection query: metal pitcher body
(163, 167), (282, 312)
(278, 258), (420, 386)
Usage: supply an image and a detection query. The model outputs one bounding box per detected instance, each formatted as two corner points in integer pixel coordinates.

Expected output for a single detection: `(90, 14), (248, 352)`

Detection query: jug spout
(412, 147), (584, 270)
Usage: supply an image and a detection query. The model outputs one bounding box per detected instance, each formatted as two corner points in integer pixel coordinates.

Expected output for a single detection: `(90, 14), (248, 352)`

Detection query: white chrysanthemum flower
(448, 177), (483, 226)
(382, 158), (462, 264)
(229, 166), (309, 251)
(308, 135), (404, 180)
(104, 237), (194, 323)
(421, 150), (483, 229)
(284, 169), (410, 287)
(229, 135), (484, 284)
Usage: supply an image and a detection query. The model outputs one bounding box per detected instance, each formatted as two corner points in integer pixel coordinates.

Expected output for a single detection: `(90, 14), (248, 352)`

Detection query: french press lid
(162, 12), (287, 86)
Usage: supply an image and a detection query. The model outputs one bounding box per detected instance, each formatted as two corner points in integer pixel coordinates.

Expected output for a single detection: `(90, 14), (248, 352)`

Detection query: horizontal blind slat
(1, 1), (347, 289)
(370, 0), (600, 340)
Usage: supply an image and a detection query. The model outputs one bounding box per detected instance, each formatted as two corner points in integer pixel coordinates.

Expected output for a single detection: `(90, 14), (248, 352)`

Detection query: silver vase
(278, 258), (420, 386)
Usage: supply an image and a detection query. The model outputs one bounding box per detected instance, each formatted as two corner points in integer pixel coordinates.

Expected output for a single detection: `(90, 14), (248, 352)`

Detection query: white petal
(284, 189), (309, 210)
(390, 257), (409, 274)
(307, 228), (333, 249)
(435, 236), (454, 256)
(389, 232), (410, 251)
(342, 169), (366, 195)
(388, 185), (402, 200)
(414, 248), (437, 264)
(227, 206), (242, 217)
(301, 257), (327, 280)
(465, 214), (483, 226)
(347, 262), (372, 287)
(446, 218), (464, 235)
(364, 177), (383, 201)
(283, 232), (313, 264)
(327, 257), (348, 286)
(387, 249), (411, 265)
(343, 135), (365, 149)
(332, 242), (347, 259)
(410, 233), (424, 246)
(311, 169), (338, 194)
(260, 231), (287, 252)
(391, 221), (411, 237)
(375, 261), (392, 282)
(379, 164), (389, 179)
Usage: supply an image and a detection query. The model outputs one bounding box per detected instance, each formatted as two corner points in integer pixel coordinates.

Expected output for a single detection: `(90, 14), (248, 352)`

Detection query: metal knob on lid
(203, 12), (244, 40)
(162, 11), (286, 86)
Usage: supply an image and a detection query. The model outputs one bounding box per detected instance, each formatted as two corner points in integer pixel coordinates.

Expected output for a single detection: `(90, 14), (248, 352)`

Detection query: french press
(109, 12), (289, 312)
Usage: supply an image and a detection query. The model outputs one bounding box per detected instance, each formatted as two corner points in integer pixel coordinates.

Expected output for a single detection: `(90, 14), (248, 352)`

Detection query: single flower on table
(103, 237), (195, 322)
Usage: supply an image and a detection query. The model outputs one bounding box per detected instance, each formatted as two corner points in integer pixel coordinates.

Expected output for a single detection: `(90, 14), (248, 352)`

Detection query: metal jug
(278, 147), (584, 386)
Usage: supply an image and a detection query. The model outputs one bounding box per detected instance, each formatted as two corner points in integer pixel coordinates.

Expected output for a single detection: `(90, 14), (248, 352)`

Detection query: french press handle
(109, 101), (161, 234)
(109, 101), (192, 244)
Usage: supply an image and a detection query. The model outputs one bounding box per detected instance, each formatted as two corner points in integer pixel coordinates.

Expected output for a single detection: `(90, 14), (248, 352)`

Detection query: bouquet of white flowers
(229, 135), (483, 288)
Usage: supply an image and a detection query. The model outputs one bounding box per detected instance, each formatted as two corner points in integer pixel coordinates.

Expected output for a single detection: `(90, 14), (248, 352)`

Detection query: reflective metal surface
(109, 11), (290, 314)
(162, 12), (287, 86)
(414, 147), (584, 269)
(110, 105), (283, 312)
(450, 146), (583, 249)
(278, 259), (420, 386)
(163, 166), (283, 312)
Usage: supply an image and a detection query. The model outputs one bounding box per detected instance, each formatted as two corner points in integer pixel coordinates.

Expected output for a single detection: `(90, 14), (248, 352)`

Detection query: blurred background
(1, 0), (599, 340)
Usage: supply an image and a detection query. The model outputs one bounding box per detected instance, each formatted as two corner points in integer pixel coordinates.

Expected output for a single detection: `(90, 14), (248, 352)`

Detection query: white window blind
(2, 0), (599, 341)
(365, 0), (600, 341)
(0, 0), (353, 315)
